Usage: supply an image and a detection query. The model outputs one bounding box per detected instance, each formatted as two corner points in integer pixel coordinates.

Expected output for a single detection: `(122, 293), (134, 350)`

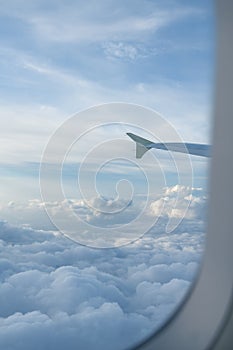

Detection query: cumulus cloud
(0, 185), (207, 349)
(1, 185), (206, 228)
(150, 185), (207, 220)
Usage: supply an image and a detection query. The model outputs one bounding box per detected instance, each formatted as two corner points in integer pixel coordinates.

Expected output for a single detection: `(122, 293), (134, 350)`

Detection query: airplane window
(0, 1), (214, 350)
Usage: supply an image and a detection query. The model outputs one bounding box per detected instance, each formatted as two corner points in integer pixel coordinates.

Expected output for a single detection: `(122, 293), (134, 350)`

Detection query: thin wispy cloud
(1, 1), (206, 44)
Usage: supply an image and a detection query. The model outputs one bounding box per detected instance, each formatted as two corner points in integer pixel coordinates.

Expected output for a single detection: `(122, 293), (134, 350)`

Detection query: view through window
(0, 1), (214, 349)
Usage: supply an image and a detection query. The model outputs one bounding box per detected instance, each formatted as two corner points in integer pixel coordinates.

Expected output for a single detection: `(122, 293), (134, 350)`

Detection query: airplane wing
(126, 133), (211, 159)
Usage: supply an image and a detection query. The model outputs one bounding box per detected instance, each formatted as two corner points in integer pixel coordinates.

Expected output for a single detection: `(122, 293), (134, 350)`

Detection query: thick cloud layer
(0, 186), (206, 350)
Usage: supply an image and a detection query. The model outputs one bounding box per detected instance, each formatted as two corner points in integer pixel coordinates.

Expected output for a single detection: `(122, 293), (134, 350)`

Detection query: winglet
(126, 132), (152, 159)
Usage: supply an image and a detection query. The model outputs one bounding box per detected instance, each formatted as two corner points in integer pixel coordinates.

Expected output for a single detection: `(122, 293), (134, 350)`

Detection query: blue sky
(0, 1), (214, 348)
(0, 0), (214, 118)
(0, 0), (214, 203)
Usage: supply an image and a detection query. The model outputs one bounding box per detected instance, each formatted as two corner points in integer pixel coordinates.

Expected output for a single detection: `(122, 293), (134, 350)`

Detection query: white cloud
(150, 185), (207, 220)
(1, 1), (205, 44)
(103, 42), (140, 60)
(0, 103), (66, 163)
(0, 207), (205, 349)
(0, 186), (207, 242)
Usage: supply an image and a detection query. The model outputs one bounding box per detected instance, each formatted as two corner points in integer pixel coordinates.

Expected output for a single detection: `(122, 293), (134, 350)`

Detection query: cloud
(150, 185), (207, 220)
(1, 1), (205, 44)
(0, 185), (206, 349)
(0, 185), (207, 239)
(0, 1), (213, 171)
(102, 42), (140, 60)
(0, 102), (66, 163)
(0, 0), (212, 345)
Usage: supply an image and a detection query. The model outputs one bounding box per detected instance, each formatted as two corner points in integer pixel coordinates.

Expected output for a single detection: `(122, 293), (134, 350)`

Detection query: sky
(0, 0), (215, 349)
